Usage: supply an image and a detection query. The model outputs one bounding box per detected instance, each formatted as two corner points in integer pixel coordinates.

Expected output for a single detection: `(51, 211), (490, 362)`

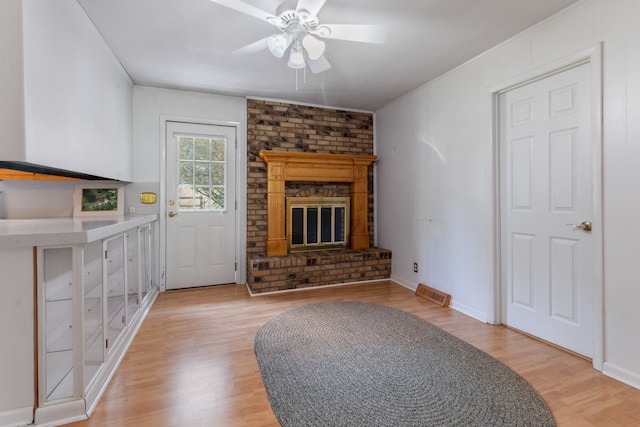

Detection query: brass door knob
(576, 221), (592, 231)
(168, 211), (178, 218)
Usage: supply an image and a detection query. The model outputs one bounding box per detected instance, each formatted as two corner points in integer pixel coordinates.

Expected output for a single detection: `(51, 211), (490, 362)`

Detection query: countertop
(0, 215), (158, 249)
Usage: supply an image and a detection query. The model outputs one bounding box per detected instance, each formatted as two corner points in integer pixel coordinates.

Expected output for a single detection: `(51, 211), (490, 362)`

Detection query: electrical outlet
(413, 262), (418, 273)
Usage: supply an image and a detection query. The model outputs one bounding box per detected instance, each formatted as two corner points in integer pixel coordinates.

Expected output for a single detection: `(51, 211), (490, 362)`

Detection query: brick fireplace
(246, 99), (391, 293)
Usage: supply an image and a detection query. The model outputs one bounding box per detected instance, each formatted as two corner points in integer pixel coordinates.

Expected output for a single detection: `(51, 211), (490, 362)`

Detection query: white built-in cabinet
(0, 0), (133, 181)
(35, 220), (157, 425)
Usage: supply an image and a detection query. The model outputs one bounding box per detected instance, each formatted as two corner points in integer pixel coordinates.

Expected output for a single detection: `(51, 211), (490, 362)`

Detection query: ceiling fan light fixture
(287, 44), (306, 69)
(267, 33), (292, 58)
(302, 35), (325, 60)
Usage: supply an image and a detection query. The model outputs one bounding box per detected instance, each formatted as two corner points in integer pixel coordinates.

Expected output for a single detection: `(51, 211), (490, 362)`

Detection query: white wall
(0, 0), (26, 161)
(132, 86), (247, 286)
(376, 0), (640, 388)
(0, 181), (77, 219)
(0, 0), (134, 181)
(133, 86), (246, 182)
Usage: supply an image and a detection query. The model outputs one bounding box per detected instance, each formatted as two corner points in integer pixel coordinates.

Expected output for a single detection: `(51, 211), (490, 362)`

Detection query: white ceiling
(77, 0), (580, 111)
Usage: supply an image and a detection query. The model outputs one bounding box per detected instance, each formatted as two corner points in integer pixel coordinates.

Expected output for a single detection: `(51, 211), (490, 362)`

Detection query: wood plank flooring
(67, 281), (640, 426)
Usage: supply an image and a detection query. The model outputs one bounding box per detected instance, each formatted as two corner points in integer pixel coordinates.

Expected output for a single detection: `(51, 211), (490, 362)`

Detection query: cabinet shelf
(47, 365), (73, 402)
(84, 275), (102, 298)
(45, 299), (73, 353)
(84, 283), (102, 301)
(45, 282), (73, 303)
(43, 247), (73, 303)
(84, 302), (102, 347)
(47, 324), (73, 353)
(107, 296), (125, 322)
(45, 349), (74, 401)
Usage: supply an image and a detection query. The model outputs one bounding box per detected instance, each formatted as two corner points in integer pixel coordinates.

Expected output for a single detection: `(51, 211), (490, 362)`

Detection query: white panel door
(500, 63), (593, 357)
(166, 122), (236, 290)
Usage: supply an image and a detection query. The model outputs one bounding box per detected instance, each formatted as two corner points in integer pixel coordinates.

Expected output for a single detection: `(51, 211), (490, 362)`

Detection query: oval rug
(254, 301), (556, 427)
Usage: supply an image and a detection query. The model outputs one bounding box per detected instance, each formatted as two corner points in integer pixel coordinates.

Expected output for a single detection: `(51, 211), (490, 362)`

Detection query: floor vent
(415, 283), (451, 307)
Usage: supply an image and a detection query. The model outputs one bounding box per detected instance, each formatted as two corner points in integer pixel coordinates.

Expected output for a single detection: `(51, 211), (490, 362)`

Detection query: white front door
(500, 63), (593, 357)
(165, 121), (236, 290)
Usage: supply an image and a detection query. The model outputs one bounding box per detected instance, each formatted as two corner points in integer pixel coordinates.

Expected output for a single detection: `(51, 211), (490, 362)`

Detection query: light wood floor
(67, 281), (640, 427)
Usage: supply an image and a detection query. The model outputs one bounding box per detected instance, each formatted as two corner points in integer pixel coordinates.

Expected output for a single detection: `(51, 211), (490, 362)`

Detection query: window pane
(194, 138), (210, 160)
(179, 137), (194, 160)
(194, 163), (210, 185)
(321, 207), (332, 243)
(193, 187), (209, 209)
(291, 208), (304, 245)
(176, 134), (226, 212)
(211, 139), (226, 161)
(209, 188), (225, 210)
(335, 207), (345, 242)
(179, 162), (193, 185)
(307, 208), (318, 244)
(211, 163), (225, 185)
(178, 185), (194, 210)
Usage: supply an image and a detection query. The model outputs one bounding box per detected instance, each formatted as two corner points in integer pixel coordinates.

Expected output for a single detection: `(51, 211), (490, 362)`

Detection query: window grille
(176, 135), (227, 211)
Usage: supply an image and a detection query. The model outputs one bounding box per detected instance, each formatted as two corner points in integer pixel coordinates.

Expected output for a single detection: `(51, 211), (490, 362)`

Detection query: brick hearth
(248, 248), (392, 294)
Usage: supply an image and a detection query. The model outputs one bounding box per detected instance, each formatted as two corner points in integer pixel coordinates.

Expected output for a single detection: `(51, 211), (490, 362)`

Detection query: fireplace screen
(287, 196), (350, 251)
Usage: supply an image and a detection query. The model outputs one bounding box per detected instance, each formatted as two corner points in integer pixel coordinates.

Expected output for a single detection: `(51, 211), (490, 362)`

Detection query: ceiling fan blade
(295, 0), (326, 19)
(232, 37), (270, 55)
(209, 0), (279, 25)
(313, 24), (388, 44)
(307, 54), (331, 74)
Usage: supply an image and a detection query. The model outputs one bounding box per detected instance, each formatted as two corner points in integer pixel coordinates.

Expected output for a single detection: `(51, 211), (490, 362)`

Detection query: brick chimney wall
(245, 99), (391, 293)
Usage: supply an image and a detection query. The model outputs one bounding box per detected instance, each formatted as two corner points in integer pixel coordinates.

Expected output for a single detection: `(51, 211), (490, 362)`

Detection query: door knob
(168, 211), (178, 218)
(575, 221), (592, 231)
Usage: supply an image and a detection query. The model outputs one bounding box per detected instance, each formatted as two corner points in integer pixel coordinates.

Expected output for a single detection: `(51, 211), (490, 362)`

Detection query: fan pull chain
(294, 66), (307, 91)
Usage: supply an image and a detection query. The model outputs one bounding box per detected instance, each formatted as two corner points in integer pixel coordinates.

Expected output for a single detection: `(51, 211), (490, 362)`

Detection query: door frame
(489, 44), (604, 370)
(158, 116), (247, 291)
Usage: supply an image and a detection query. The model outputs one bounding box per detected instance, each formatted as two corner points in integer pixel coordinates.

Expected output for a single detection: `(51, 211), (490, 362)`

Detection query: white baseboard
(603, 362), (640, 390)
(389, 274), (417, 291)
(390, 275), (489, 323)
(448, 300), (489, 323)
(33, 400), (86, 427)
(0, 406), (32, 427)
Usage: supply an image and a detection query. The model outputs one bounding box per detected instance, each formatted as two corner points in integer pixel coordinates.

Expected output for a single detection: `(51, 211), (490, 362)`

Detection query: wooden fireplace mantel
(259, 150), (377, 256)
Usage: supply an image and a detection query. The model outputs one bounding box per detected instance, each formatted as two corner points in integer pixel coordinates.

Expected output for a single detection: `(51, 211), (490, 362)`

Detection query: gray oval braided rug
(254, 301), (556, 427)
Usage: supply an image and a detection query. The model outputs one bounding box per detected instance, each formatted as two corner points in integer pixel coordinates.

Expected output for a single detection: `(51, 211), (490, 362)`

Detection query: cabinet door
(83, 240), (103, 389)
(104, 235), (126, 351)
(40, 247), (75, 403)
(139, 223), (154, 302)
(126, 230), (140, 320)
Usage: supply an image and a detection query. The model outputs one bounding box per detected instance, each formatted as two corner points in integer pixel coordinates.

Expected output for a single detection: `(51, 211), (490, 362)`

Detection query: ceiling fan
(209, 0), (388, 73)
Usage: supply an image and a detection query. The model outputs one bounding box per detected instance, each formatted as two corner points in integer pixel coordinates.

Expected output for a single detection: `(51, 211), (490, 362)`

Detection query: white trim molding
(159, 114), (248, 290)
(603, 363), (640, 391)
(0, 406), (33, 427)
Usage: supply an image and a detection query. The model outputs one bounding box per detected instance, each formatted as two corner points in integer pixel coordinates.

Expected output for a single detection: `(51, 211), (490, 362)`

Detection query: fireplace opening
(286, 196), (350, 252)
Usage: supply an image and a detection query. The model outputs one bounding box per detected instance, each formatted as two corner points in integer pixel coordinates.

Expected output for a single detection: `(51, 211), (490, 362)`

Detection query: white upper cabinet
(0, 0), (133, 181)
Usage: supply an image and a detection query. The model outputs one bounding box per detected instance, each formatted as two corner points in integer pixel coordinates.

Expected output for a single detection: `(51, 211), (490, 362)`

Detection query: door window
(177, 135), (227, 211)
